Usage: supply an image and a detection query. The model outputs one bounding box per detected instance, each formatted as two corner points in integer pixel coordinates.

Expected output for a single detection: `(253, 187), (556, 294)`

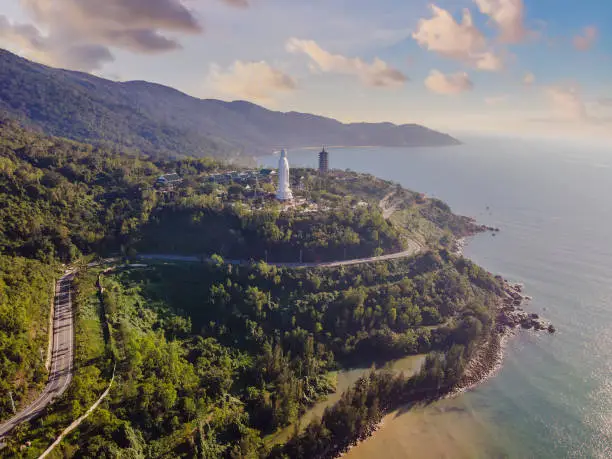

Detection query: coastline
(290, 143), (461, 152)
(450, 280), (526, 395)
(336, 243), (554, 458)
(453, 236), (467, 256)
(336, 284), (524, 458)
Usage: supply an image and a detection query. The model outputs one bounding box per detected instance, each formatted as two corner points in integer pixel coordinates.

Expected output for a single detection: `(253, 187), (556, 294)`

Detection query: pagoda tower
(318, 147), (329, 174)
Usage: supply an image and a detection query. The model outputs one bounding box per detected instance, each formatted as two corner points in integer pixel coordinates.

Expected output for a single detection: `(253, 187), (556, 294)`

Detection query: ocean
(259, 136), (612, 459)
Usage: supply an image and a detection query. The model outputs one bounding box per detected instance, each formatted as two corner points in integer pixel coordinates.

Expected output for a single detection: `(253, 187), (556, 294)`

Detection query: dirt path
(378, 190), (400, 219)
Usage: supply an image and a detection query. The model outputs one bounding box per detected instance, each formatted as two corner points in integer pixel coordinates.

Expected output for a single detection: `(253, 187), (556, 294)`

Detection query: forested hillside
(0, 48), (459, 159)
(0, 116), (213, 262)
(0, 256), (56, 417)
(0, 117), (474, 265)
(2, 253), (502, 457)
(0, 120), (497, 458)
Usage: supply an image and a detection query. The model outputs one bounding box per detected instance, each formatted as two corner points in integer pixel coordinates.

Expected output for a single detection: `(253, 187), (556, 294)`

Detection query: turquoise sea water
(260, 137), (612, 458)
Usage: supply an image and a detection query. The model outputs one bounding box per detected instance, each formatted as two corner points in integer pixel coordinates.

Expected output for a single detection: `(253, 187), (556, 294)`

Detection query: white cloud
(474, 0), (527, 43)
(523, 72), (535, 85)
(530, 86), (612, 141)
(485, 94), (509, 105)
(545, 86), (588, 121)
(475, 51), (504, 71)
(536, 87), (612, 140)
(208, 60), (297, 103)
(425, 69), (473, 95)
(286, 38), (408, 88)
(573, 26), (598, 51)
(412, 5), (503, 71)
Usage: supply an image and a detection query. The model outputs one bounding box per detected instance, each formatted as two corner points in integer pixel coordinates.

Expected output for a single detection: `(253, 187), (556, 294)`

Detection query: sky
(1, 0), (611, 141)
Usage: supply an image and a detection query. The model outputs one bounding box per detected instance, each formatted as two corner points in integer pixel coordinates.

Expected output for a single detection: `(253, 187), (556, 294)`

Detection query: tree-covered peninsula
(0, 117), (507, 458)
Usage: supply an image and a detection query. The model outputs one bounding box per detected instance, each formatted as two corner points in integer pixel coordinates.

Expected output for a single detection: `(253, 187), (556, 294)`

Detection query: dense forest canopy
(2, 253), (502, 457)
(0, 117), (475, 265)
(0, 117), (160, 261)
(0, 118), (500, 458)
(0, 256), (56, 416)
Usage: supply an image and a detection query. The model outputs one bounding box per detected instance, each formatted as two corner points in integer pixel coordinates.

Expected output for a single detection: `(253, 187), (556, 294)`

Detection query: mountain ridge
(0, 48), (460, 158)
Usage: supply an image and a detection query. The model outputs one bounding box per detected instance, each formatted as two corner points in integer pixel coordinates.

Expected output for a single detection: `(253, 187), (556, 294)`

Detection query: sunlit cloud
(0, 15), (113, 71)
(573, 26), (598, 51)
(425, 69), (473, 95)
(286, 38), (408, 88)
(545, 86), (588, 121)
(474, 0), (527, 44)
(208, 60), (297, 103)
(529, 86), (612, 141)
(0, 0), (232, 71)
(523, 72), (535, 85)
(412, 5), (503, 71)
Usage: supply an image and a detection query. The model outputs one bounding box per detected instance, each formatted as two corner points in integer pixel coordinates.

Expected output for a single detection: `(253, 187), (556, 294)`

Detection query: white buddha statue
(276, 149), (294, 201)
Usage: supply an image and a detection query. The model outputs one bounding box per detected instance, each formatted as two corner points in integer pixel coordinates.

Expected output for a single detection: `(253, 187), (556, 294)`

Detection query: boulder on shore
(499, 280), (554, 335)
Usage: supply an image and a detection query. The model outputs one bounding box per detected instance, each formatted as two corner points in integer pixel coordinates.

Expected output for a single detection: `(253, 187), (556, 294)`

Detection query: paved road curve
(0, 271), (75, 439)
(138, 239), (422, 268)
(138, 193), (424, 268)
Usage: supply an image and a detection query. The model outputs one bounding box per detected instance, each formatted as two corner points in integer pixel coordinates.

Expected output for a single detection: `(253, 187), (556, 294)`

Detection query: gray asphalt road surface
(0, 271), (75, 439)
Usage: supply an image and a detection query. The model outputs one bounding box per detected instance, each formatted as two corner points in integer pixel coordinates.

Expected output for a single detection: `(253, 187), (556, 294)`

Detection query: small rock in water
(548, 324), (556, 334)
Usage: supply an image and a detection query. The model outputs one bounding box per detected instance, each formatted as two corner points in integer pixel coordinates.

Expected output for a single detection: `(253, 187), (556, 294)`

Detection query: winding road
(0, 192), (418, 444)
(139, 189), (423, 268)
(137, 239), (422, 268)
(0, 271), (75, 439)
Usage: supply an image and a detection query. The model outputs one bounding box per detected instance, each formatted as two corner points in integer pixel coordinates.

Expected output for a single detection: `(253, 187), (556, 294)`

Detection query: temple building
(318, 147), (329, 174)
(276, 149), (294, 201)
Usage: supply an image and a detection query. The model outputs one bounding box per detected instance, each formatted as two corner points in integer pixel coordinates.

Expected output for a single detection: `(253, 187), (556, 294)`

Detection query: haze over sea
(260, 137), (612, 458)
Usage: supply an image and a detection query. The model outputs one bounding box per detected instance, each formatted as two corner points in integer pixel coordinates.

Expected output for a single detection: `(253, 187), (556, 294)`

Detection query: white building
(276, 149), (294, 201)
(157, 172), (182, 186)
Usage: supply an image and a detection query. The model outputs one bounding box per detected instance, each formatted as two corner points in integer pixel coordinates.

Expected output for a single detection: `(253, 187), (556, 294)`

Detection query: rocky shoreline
(453, 237), (467, 255)
(453, 220), (501, 254)
(329, 227), (554, 459)
(451, 224), (554, 391)
(452, 279), (554, 394)
(496, 280), (555, 333)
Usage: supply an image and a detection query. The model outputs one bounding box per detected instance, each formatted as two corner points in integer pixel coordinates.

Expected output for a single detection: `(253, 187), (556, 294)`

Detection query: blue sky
(1, 0), (611, 140)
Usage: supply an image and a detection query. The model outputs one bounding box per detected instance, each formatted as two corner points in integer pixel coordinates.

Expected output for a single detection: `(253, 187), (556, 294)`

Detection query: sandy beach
(338, 277), (553, 458)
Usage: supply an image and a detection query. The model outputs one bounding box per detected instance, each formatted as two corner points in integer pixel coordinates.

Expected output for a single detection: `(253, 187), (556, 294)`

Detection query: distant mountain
(0, 49), (460, 158)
